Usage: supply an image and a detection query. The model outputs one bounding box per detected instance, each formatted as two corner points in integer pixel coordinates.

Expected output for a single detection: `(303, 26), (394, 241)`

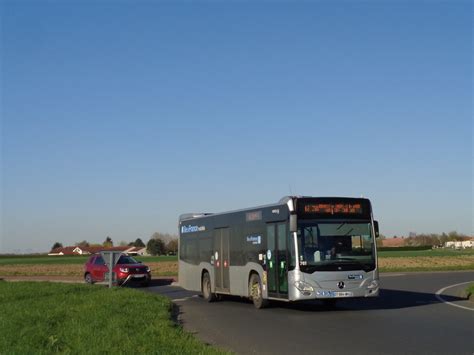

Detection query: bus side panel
(179, 261), (215, 292)
(178, 260), (201, 292)
(229, 263), (266, 298)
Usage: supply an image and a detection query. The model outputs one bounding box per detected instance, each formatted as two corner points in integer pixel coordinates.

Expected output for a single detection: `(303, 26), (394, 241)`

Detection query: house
(445, 239), (474, 249)
(125, 247), (148, 256)
(462, 240), (474, 248)
(48, 246), (92, 256)
(48, 245), (148, 256)
(94, 246), (148, 255)
(380, 238), (406, 248)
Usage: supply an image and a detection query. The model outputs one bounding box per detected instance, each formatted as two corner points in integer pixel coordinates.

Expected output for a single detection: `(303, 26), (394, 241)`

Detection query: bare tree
(76, 240), (90, 248)
(103, 236), (113, 247)
(166, 239), (178, 255)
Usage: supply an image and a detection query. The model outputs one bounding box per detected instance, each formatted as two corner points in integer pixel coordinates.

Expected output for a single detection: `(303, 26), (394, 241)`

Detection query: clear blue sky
(1, 1), (472, 253)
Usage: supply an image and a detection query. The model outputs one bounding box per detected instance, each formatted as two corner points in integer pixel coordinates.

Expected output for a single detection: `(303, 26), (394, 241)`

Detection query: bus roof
(178, 196), (370, 222)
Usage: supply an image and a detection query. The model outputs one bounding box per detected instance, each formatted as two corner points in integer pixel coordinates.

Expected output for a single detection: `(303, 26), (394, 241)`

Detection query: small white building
(445, 240), (474, 249)
(461, 240), (474, 248)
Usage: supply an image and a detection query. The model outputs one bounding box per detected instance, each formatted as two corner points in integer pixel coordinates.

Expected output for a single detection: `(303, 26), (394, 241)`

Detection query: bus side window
(186, 239), (198, 264)
(181, 236), (198, 264)
(199, 237), (212, 262)
(180, 236), (187, 261)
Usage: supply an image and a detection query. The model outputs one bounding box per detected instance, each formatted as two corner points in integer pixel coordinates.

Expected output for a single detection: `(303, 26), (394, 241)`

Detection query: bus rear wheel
(202, 272), (216, 302)
(249, 273), (268, 309)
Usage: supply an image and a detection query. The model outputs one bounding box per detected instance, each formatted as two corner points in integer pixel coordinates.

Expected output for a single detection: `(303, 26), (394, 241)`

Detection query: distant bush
(378, 246), (432, 251)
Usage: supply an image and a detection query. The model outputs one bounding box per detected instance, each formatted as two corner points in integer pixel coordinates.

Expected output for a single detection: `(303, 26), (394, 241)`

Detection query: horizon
(4, 223), (473, 255)
(1, 1), (472, 253)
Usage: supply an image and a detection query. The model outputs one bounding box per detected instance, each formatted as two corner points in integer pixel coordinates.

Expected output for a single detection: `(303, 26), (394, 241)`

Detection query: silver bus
(179, 196), (380, 308)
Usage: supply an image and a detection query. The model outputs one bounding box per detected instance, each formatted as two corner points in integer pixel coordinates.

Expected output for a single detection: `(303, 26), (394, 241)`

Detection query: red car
(84, 253), (151, 286)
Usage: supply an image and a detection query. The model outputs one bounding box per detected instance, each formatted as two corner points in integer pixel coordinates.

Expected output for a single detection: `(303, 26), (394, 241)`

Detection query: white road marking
(435, 281), (474, 312)
(173, 295), (199, 302)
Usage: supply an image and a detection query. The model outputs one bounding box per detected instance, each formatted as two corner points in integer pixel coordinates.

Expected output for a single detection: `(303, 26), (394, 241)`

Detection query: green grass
(378, 249), (474, 258)
(2, 250), (473, 265)
(465, 284), (474, 298)
(379, 265), (474, 273)
(0, 255), (178, 265)
(0, 281), (225, 354)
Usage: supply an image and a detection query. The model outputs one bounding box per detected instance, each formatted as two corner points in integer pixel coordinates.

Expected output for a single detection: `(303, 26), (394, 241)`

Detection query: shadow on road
(120, 278), (175, 289)
(207, 288), (467, 312)
(285, 288), (466, 311)
(148, 278), (175, 287)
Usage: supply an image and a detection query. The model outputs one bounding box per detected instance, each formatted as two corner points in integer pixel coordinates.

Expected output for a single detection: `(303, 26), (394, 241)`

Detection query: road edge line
(435, 281), (474, 312)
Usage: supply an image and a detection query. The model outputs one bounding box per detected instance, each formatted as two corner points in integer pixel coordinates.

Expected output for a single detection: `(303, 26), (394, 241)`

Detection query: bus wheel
(249, 273), (268, 309)
(202, 272), (216, 302)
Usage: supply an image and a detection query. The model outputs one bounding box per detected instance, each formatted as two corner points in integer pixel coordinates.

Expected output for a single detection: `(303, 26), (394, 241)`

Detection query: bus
(178, 196), (380, 308)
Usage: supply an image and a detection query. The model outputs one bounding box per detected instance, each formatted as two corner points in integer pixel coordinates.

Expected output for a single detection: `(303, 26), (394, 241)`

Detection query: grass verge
(378, 255), (474, 272)
(378, 249), (474, 258)
(0, 262), (178, 277)
(465, 284), (474, 300)
(0, 255), (178, 265)
(0, 281), (225, 354)
(1, 253), (473, 277)
(379, 265), (474, 273)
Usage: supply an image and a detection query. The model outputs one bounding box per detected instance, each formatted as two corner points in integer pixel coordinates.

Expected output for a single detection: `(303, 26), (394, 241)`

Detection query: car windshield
(297, 222), (375, 272)
(117, 255), (140, 264)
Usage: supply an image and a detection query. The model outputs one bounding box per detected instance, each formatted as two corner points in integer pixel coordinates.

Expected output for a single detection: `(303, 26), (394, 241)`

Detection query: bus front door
(266, 223), (288, 298)
(213, 228), (230, 293)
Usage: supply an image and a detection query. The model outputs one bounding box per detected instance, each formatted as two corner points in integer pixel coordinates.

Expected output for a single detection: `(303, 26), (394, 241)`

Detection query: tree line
(52, 230), (470, 255)
(400, 231), (471, 247)
(50, 232), (178, 256)
(376, 231), (471, 247)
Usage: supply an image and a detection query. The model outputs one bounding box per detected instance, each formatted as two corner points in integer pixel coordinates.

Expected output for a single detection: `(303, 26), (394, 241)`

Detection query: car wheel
(84, 273), (94, 284)
(202, 272), (216, 302)
(249, 273), (268, 309)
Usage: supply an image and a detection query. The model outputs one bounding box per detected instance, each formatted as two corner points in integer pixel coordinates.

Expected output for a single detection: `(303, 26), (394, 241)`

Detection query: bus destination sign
(303, 203), (363, 215)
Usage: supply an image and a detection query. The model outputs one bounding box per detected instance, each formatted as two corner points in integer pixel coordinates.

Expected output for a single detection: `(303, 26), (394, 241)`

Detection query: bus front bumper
(288, 270), (379, 301)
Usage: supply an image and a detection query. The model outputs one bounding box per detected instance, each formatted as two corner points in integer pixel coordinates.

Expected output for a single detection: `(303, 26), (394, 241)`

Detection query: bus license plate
(334, 291), (353, 297)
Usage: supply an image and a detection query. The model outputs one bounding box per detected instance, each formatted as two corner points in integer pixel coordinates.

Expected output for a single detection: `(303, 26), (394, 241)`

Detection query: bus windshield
(297, 222), (375, 272)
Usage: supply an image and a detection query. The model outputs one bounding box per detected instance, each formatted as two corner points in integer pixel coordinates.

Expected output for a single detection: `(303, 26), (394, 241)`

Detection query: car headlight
(294, 281), (314, 295)
(119, 267), (129, 273)
(146, 266), (150, 273)
(367, 280), (379, 290)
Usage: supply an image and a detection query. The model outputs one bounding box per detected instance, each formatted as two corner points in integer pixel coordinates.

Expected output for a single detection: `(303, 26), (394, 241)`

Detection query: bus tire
(202, 272), (216, 302)
(249, 273), (268, 309)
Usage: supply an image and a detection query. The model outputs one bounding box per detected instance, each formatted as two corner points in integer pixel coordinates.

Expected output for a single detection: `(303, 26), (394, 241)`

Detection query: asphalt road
(147, 271), (474, 355)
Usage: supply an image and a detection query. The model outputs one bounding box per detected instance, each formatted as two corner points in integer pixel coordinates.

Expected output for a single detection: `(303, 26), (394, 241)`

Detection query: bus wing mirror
(374, 220), (380, 238)
(289, 214), (297, 233)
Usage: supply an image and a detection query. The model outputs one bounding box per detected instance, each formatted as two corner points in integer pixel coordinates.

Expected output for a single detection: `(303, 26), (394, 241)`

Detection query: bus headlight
(367, 280), (379, 290)
(294, 281), (314, 295)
